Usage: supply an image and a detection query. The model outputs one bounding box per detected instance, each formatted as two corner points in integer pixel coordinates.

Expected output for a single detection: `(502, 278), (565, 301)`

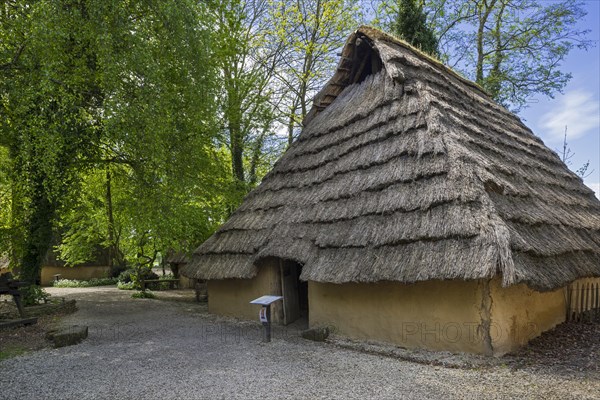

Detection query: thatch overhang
(165, 250), (190, 265)
(182, 26), (600, 291)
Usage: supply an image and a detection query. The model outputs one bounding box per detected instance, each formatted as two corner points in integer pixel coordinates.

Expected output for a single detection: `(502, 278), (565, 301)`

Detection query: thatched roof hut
(182, 27), (600, 355)
(165, 251), (190, 266)
(184, 26), (600, 291)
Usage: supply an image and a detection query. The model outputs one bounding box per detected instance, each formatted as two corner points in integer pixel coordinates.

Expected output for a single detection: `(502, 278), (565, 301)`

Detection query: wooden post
(566, 285), (572, 322)
(264, 305), (272, 343)
(596, 283), (599, 320)
(588, 283), (592, 322)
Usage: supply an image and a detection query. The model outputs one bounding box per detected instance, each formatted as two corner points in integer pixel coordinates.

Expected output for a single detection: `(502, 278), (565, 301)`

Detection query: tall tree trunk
(249, 129), (267, 185)
(299, 0), (321, 122)
(105, 166), (115, 271)
(224, 64), (245, 183)
(487, 0), (506, 98)
(20, 179), (54, 285)
(475, 0), (496, 85)
(8, 146), (24, 271)
(230, 122), (245, 182)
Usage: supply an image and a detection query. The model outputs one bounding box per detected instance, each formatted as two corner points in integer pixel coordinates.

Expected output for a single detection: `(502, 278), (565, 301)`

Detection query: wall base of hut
(205, 271), (599, 356)
(40, 265), (111, 286)
(309, 277), (568, 356)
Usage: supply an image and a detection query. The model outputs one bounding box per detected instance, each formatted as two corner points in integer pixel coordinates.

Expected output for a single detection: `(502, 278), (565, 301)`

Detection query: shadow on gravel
(505, 320), (599, 378)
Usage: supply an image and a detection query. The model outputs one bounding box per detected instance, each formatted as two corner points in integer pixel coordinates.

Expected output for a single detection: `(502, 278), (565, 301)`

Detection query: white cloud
(540, 90), (600, 141)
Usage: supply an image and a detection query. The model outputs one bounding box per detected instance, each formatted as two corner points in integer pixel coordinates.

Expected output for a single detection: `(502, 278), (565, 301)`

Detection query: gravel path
(1, 286), (598, 400)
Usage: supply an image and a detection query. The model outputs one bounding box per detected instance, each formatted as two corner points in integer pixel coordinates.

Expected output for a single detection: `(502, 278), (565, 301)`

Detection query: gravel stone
(0, 286), (598, 400)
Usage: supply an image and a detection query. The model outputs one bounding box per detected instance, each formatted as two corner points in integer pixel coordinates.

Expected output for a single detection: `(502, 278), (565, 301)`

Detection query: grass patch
(131, 290), (155, 299)
(117, 281), (137, 290)
(52, 277), (118, 288)
(0, 345), (28, 361)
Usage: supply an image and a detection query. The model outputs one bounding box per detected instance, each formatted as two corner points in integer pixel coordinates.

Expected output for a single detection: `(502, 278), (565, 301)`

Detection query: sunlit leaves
(0, 0), (228, 275)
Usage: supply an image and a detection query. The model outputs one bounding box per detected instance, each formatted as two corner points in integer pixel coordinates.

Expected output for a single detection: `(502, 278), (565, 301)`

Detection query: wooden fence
(566, 281), (600, 322)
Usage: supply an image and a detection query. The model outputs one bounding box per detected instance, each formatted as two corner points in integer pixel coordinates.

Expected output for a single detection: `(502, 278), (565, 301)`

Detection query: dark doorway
(280, 260), (308, 325)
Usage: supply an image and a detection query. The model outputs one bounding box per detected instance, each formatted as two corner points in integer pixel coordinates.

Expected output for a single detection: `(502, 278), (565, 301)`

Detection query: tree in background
(389, 0), (439, 56)
(269, 0), (361, 145)
(208, 0), (286, 203)
(0, 0), (228, 280)
(424, 0), (592, 111)
(374, 0), (592, 111)
(558, 126), (594, 179)
(207, 0), (360, 197)
(0, 0), (103, 282)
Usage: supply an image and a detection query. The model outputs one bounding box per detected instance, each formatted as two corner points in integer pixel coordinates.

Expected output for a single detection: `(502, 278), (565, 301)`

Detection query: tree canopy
(388, 0), (439, 56)
(0, 0), (228, 280)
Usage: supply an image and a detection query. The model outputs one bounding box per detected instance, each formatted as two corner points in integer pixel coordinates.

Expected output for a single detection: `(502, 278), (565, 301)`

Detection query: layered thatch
(183, 26), (600, 291)
(165, 250), (190, 265)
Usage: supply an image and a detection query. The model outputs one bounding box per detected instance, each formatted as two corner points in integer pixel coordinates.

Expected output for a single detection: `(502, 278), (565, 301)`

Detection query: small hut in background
(165, 251), (193, 288)
(182, 27), (600, 356)
(40, 248), (111, 286)
(165, 251), (207, 300)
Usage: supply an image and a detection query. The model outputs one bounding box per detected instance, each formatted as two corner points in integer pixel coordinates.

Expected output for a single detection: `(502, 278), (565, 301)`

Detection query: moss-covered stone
(301, 327), (330, 342)
(46, 325), (88, 348)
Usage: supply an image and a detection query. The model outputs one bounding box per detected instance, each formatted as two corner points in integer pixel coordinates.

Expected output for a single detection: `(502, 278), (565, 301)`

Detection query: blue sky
(519, 0), (600, 197)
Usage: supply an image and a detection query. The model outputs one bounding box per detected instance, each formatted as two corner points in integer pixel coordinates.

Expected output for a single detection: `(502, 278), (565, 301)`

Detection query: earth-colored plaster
(207, 259), (283, 324)
(488, 277), (566, 356)
(40, 265), (111, 286)
(206, 272), (599, 355)
(308, 280), (487, 354)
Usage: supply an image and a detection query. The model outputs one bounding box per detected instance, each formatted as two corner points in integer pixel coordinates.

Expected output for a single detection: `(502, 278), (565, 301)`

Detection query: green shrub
(143, 270), (159, 281)
(118, 268), (158, 284)
(117, 269), (135, 284)
(52, 277), (118, 288)
(132, 290), (155, 299)
(117, 281), (137, 290)
(19, 285), (50, 306)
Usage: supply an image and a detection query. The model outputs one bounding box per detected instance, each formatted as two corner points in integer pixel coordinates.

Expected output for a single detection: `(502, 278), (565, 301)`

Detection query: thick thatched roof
(182, 26), (600, 291)
(165, 250), (190, 265)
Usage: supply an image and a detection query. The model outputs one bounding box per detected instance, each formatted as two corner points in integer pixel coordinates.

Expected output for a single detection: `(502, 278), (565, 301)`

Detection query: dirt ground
(1, 286), (599, 399)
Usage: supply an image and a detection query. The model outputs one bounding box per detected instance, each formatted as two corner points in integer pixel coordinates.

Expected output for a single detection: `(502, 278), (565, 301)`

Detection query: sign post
(250, 295), (283, 342)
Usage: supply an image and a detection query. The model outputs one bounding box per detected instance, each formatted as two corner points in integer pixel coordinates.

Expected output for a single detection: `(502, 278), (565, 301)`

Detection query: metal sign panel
(250, 295), (283, 306)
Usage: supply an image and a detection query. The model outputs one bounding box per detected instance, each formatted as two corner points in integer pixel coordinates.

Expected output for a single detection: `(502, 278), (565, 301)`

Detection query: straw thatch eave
(165, 250), (190, 265)
(182, 27), (600, 291)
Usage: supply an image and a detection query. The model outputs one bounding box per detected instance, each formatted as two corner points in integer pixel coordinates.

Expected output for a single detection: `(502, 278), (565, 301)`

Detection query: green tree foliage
(425, 0), (592, 110)
(390, 0), (439, 56)
(1, 0), (102, 282)
(0, 0), (228, 280)
(269, 0), (361, 145)
(373, 0), (592, 111)
(207, 0), (285, 193)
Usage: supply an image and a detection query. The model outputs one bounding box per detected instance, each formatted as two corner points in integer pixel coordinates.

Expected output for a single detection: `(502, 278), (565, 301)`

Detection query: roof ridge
(355, 26), (491, 100)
